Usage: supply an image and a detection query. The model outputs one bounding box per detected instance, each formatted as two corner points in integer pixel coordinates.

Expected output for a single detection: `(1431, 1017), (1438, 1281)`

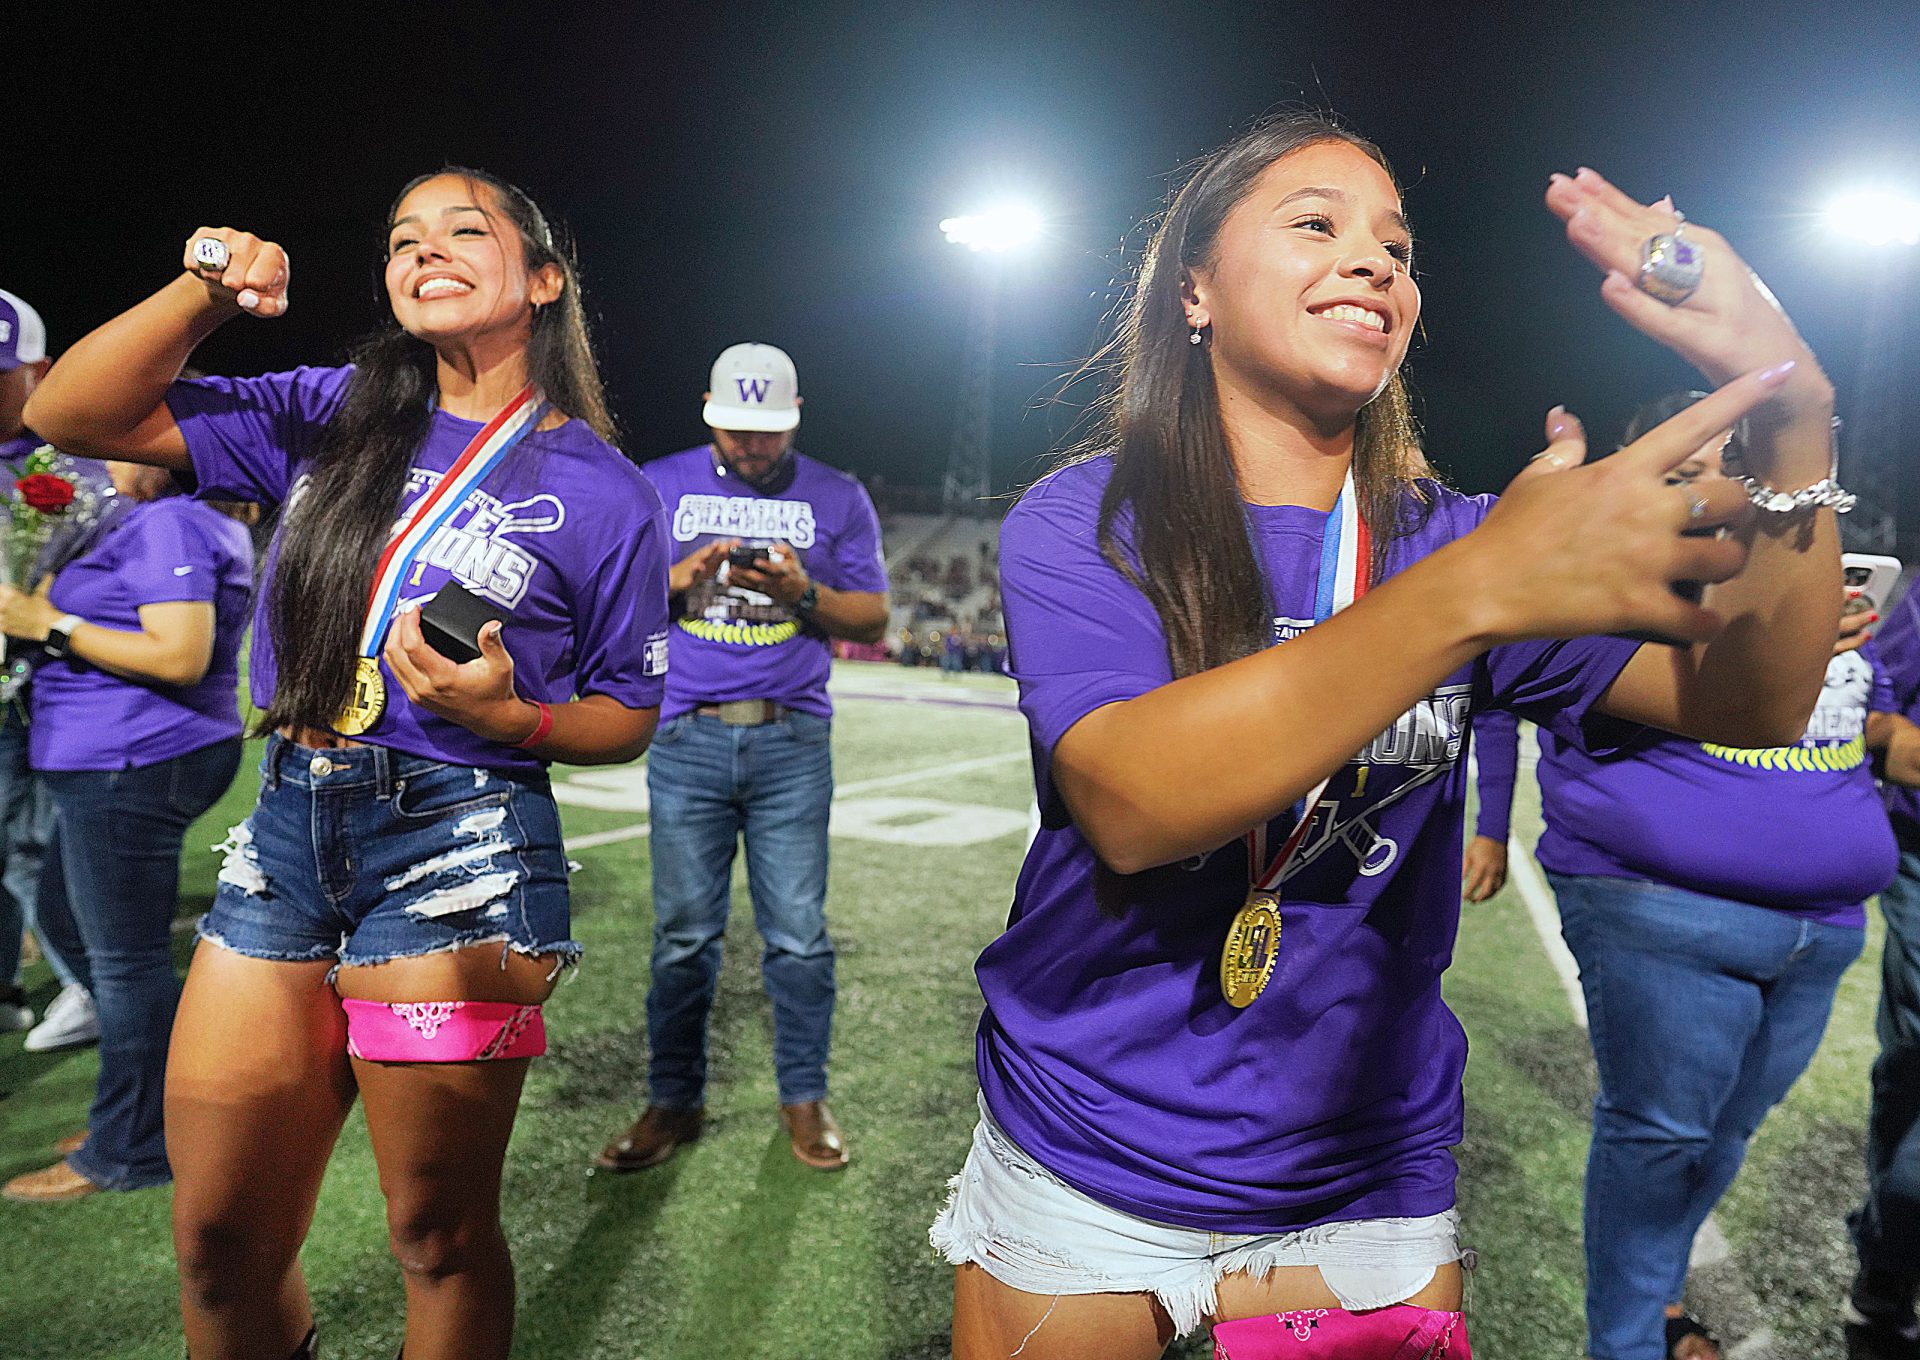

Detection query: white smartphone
(1843, 552), (1902, 626)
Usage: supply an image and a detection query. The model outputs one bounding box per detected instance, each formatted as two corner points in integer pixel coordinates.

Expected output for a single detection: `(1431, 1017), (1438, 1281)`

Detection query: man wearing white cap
(599, 343), (888, 1173)
(0, 289), (94, 1049)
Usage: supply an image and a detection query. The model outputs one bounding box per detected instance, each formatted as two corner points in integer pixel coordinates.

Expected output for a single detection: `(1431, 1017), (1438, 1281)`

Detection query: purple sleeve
(1472, 707), (1520, 842)
(1869, 644), (1897, 714)
(164, 366), (352, 509)
(1874, 584), (1920, 713)
(115, 502), (221, 606)
(568, 489), (672, 710)
(1002, 472), (1171, 808)
(821, 481), (888, 594)
(1484, 633), (1643, 745)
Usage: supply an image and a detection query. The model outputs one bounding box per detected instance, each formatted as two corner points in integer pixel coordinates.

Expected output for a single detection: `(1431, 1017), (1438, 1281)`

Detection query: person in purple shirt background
(1848, 573), (1920, 1360)
(0, 460), (251, 1203)
(929, 113), (1849, 1360)
(24, 168), (669, 1360)
(1473, 394), (1909, 1360)
(1461, 701), (1518, 904)
(0, 287), (89, 1044)
(597, 342), (888, 1177)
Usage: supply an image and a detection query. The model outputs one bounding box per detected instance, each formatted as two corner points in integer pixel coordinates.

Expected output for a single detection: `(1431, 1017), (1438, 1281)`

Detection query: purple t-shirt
(33, 496), (252, 770)
(166, 366), (670, 773)
(1533, 647), (1897, 926)
(640, 445), (887, 722)
(979, 458), (1641, 1233)
(1873, 580), (1920, 842)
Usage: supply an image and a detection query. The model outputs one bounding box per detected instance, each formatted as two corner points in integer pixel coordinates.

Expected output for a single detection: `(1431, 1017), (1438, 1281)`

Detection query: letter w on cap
(735, 377), (771, 404)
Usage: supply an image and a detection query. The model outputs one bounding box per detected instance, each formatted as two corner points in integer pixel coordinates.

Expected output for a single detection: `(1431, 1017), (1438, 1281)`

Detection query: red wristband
(513, 700), (554, 749)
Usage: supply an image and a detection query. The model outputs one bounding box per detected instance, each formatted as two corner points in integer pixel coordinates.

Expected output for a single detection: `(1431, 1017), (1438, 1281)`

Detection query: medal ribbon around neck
(333, 383), (548, 736)
(1220, 466), (1371, 1009)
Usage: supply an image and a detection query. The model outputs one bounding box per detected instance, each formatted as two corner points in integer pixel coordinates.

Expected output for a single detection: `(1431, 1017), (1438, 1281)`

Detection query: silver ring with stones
(1638, 219), (1704, 306)
(192, 237), (229, 273)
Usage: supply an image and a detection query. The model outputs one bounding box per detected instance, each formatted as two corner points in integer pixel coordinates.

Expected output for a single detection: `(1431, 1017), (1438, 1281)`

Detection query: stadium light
(939, 204), (1044, 253)
(1824, 187), (1920, 247)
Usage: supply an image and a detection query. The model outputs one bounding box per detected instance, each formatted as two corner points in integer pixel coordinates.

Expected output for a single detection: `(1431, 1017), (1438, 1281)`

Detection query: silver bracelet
(1725, 415), (1855, 516)
(1735, 475), (1855, 515)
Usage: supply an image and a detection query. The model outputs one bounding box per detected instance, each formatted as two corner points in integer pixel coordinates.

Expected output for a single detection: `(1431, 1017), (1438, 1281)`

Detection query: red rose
(16, 474), (75, 513)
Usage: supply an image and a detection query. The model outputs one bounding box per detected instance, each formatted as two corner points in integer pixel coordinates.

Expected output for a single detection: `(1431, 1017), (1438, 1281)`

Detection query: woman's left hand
(382, 606), (538, 744)
(0, 583), (59, 641)
(1545, 168), (1832, 419)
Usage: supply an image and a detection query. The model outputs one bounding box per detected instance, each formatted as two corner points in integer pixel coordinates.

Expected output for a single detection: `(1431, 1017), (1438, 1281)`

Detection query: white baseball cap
(702, 342), (800, 433)
(0, 290), (47, 372)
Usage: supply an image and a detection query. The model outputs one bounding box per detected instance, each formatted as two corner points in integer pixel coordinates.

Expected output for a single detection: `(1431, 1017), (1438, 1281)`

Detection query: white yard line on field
(562, 748), (1028, 852)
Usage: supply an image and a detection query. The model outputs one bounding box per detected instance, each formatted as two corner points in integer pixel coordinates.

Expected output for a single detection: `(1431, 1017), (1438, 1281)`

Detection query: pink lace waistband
(1213, 1304), (1469, 1359)
(342, 999), (546, 1062)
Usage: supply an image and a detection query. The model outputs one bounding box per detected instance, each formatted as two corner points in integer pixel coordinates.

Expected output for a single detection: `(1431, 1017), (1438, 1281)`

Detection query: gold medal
(1220, 890), (1283, 1009)
(334, 656), (386, 736)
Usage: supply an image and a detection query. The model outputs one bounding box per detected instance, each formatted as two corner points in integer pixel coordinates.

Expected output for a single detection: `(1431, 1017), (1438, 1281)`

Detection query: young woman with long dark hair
(931, 115), (1845, 1360)
(24, 168), (670, 1360)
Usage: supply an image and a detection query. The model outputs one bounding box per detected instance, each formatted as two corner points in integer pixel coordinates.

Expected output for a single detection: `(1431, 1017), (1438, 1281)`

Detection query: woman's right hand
(180, 228), (290, 318)
(1463, 361), (1798, 647)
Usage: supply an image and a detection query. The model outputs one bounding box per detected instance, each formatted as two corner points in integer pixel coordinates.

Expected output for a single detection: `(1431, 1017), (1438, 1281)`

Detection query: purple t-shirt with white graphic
(166, 366), (670, 773)
(979, 457), (1641, 1234)
(640, 445), (888, 723)
(1533, 647), (1897, 926)
(32, 496), (253, 771)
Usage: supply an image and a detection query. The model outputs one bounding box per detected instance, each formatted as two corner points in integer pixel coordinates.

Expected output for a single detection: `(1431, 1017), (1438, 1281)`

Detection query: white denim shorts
(930, 1098), (1464, 1337)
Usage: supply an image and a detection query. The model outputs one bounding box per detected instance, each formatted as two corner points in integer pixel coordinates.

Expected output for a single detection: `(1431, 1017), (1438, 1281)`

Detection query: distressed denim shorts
(198, 735), (578, 972)
(931, 1097), (1464, 1337)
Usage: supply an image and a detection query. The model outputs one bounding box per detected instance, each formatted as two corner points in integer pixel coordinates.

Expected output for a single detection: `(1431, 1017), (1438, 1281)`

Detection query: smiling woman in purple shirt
(930, 113), (1847, 1360)
(23, 168), (670, 1360)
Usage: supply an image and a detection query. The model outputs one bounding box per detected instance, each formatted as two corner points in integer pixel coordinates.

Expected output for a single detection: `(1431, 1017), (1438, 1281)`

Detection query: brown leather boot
(779, 1100), (849, 1171)
(593, 1105), (705, 1172)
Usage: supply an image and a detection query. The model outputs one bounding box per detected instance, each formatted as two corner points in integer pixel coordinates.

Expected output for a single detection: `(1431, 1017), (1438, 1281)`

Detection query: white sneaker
(23, 984), (97, 1052)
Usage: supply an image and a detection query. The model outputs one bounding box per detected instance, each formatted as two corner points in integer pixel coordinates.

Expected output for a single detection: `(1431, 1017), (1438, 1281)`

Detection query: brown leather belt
(695, 700), (789, 726)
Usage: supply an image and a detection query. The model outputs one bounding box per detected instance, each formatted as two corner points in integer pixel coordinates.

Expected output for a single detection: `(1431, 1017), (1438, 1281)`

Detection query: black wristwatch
(44, 614), (84, 659)
(793, 582), (819, 615)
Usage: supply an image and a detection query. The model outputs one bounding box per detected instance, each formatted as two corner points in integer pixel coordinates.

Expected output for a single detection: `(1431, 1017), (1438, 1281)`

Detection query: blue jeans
(1850, 849), (1920, 1303)
(48, 737), (242, 1190)
(1549, 872), (1864, 1360)
(0, 701), (78, 990)
(645, 711), (835, 1109)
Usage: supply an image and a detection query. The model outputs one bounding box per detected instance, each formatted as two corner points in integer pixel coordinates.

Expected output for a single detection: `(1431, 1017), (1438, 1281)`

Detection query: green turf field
(0, 663), (1890, 1358)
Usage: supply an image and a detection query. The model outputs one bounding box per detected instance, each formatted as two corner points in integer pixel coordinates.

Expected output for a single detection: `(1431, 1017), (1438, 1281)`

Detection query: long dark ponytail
(260, 167), (614, 734)
(1083, 113), (1428, 680)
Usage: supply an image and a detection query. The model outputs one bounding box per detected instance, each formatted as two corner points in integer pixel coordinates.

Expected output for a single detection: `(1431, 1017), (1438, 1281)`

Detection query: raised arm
(23, 230), (291, 469)
(1049, 372), (1790, 874)
(1540, 170), (1840, 748)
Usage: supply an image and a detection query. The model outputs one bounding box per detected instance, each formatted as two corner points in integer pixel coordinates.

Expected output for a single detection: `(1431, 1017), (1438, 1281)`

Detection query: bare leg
(952, 1264), (1175, 1360)
(953, 1258), (1464, 1360)
(167, 945), (354, 1360)
(337, 948), (559, 1360)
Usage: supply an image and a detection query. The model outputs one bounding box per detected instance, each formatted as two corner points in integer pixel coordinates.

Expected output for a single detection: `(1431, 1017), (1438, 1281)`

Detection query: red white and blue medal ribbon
(333, 384), (547, 735)
(1220, 466), (1371, 1008)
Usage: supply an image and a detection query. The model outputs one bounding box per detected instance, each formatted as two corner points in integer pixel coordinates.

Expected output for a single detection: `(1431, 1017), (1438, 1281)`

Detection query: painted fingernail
(1872, 614), (1881, 623)
(1757, 359), (1798, 385)
(1549, 172), (1572, 187)
(1575, 166), (1599, 181)
(237, 290), (259, 309)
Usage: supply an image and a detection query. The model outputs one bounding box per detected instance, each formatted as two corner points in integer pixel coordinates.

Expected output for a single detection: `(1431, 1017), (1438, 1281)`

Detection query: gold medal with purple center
(1220, 891), (1283, 1009)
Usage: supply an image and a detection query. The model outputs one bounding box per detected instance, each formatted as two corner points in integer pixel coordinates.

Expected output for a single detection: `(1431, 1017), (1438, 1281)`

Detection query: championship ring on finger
(1637, 222), (1704, 305)
(192, 237), (229, 273)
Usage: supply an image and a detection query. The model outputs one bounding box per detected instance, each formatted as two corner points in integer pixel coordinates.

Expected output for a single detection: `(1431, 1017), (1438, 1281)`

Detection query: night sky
(10, 2), (1919, 514)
